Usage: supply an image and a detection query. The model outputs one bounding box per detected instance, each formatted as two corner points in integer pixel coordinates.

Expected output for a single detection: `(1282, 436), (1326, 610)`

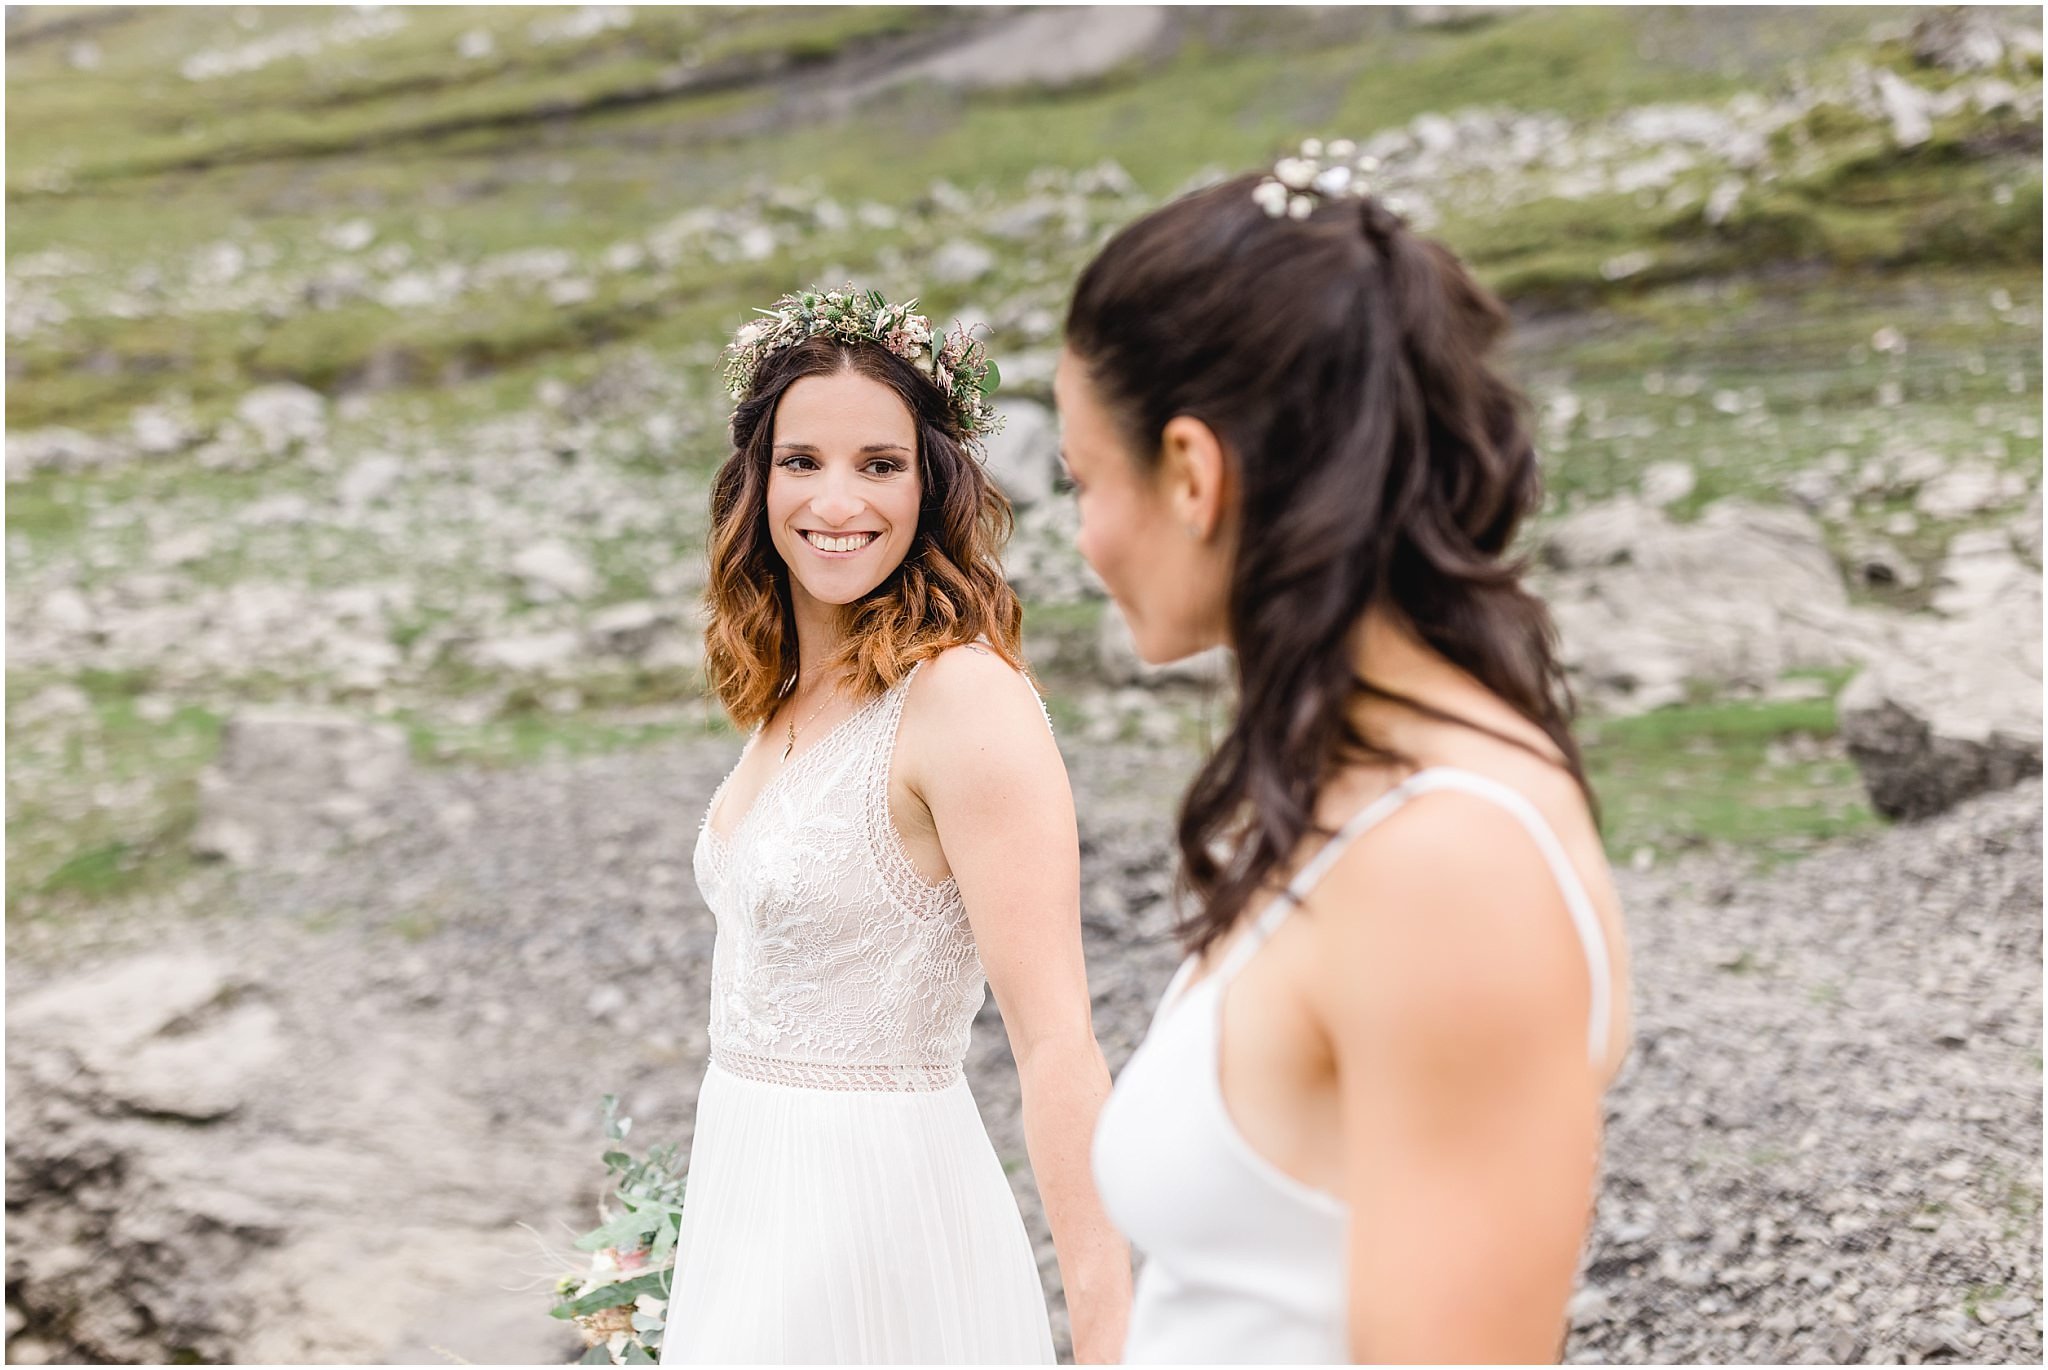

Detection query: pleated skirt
(658, 1060), (1055, 1364)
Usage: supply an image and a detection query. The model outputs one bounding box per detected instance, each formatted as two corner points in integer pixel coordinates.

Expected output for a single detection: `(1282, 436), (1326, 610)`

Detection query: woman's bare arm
(911, 645), (1134, 1363)
(1306, 793), (1607, 1363)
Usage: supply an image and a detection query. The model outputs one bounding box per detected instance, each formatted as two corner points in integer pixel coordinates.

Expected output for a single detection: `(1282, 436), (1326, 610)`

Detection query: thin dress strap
(1207, 772), (1436, 985)
(1396, 768), (1614, 1066)
(1206, 767), (1615, 1066)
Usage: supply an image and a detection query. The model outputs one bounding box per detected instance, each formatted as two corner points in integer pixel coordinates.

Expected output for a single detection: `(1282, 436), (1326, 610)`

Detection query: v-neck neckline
(702, 688), (889, 850)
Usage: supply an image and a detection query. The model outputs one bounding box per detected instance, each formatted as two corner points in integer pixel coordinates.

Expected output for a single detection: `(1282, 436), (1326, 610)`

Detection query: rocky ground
(6, 721), (2040, 1364)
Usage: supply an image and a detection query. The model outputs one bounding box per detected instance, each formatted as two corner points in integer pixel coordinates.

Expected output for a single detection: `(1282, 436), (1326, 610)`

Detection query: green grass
(5, 667), (223, 915)
(1582, 680), (1879, 863)
(398, 704), (731, 769)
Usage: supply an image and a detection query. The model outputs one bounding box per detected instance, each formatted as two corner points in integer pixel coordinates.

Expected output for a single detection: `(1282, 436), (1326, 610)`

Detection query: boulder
(1536, 498), (1874, 714)
(980, 399), (1059, 507)
(6, 427), (118, 481)
(1931, 528), (2034, 618)
(469, 629), (584, 675)
(890, 6), (1170, 92)
(1839, 575), (2042, 820)
(336, 453), (405, 508)
(233, 383), (328, 458)
(510, 540), (598, 602)
(929, 239), (996, 285)
(586, 601), (681, 661)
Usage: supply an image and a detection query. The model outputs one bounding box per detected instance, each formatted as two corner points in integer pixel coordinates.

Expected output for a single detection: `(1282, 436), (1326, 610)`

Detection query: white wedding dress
(660, 659), (1056, 1364)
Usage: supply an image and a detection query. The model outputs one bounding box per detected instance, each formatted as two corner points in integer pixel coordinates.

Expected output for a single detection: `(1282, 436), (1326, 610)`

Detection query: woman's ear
(1159, 414), (1230, 541)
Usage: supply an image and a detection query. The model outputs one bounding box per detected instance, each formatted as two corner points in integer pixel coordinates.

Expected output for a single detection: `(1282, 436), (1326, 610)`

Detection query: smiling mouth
(801, 529), (880, 553)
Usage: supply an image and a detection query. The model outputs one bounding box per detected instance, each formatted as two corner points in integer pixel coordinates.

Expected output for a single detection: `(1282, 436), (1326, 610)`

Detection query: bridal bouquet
(550, 1095), (686, 1365)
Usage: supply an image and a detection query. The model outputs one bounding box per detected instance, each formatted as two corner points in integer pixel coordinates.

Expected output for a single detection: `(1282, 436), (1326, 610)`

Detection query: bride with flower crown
(658, 287), (1131, 1364)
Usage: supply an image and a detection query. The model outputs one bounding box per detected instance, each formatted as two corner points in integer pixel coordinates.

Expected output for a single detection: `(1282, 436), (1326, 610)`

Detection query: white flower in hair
(1253, 134), (1379, 218)
(1312, 164), (1353, 196)
(1273, 157), (1317, 191)
(1252, 178), (1292, 217)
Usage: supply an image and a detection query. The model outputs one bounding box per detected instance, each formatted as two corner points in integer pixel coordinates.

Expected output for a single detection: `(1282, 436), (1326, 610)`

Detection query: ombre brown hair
(1064, 174), (1591, 957)
(703, 334), (1025, 729)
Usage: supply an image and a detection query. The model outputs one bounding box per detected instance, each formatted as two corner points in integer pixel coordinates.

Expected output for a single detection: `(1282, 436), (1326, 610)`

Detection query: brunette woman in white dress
(661, 287), (1130, 1364)
(1063, 153), (1634, 1361)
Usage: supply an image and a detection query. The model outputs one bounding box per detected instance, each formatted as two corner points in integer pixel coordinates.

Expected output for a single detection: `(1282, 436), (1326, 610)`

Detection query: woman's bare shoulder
(903, 642), (1053, 748)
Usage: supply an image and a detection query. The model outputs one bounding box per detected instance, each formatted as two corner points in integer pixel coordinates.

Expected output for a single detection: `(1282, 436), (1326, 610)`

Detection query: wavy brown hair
(1065, 174), (1591, 956)
(703, 333), (1026, 729)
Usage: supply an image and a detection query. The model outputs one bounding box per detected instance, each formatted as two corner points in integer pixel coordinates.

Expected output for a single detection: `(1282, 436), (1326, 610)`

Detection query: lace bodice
(693, 658), (1004, 1092)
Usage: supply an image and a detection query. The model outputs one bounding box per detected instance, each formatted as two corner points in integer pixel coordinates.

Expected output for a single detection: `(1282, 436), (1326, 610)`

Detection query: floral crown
(1252, 137), (1394, 220)
(722, 284), (1005, 441)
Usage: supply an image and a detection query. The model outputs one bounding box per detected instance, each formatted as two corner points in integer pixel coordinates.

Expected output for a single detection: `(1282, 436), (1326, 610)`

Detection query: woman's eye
(866, 461), (903, 476)
(1052, 472), (1077, 495)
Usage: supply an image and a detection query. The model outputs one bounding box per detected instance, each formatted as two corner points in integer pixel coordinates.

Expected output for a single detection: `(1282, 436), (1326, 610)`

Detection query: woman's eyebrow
(773, 442), (912, 454)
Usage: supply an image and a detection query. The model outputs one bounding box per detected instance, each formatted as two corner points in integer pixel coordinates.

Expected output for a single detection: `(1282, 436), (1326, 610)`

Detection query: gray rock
(985, 196), (1063, 242)
(1911, 9), (2015, 73)
(104, 1003), (284, 1121)
(981, 399), (1059, 507)
(6, 427), (118, 481)
(1932, 528), (2033, 618)
(1537, 498), (1873, 714)
(234, 383), (328, 457)
(1875, 69), (1935, 148)
(11, 952), (237, 1058)
(38, 586), (97, 637)
(1915, 461), (2006, 520)
(929, 238), (996, 286)
(889, 6), (1169, 92)
(510, 539), (598, 602)
(1640, 460), (1697, 508)
(587, 601), (679, 660)
(2013, 491), (2043, 565)
(1847, 535), (1922, 591)
(336, 453), (405, 508)
(470, 629), (584, 675)
(1777, 471), (1843, 511)
(130, 404), (201, 456)
(1839, 576), (2042, 820)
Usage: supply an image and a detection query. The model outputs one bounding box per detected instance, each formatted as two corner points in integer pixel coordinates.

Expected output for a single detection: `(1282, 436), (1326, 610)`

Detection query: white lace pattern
(694, 659), (1021, 1093)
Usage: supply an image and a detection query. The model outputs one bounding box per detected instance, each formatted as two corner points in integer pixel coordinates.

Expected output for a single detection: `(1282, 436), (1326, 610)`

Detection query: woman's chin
(1130, 621), (1217, 667)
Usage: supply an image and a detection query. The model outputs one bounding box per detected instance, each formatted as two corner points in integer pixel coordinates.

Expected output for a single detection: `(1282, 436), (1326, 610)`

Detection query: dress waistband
(711, 1044), (965, 1093)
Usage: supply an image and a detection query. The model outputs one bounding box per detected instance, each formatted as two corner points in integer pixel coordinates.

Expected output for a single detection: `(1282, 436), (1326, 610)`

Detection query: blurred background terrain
(5, 5), (2041, 1364)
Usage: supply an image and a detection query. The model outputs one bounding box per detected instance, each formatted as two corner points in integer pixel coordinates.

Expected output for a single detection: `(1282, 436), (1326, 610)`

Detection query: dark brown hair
(1064, 173), (1590, 955)
(703, 334), (1025, 728)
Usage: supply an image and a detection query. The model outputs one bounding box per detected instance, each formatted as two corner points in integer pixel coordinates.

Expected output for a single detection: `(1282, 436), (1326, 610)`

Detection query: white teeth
(805, 531), (876, 553)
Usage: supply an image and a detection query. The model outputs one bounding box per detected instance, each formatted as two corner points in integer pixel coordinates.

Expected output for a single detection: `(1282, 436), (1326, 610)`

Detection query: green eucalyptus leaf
(981, 360), (1001, 394)
(553, 1271), (671, 1319)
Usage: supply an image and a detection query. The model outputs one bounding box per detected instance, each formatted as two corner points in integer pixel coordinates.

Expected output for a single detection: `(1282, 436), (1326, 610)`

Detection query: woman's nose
(810, 478), (864, 525)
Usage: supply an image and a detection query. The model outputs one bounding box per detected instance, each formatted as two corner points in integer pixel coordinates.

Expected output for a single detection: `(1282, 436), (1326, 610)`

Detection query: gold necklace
(780, 679), (841, 761)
